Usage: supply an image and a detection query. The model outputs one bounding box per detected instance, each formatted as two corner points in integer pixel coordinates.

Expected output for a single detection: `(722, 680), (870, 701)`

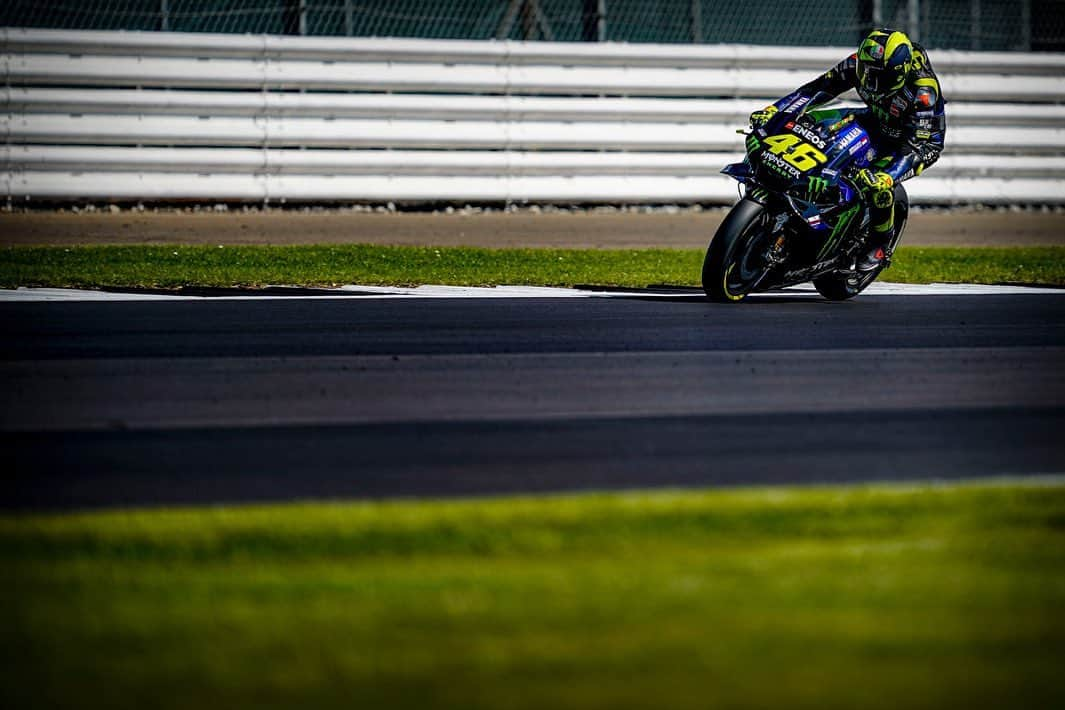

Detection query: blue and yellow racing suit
(762, 43), (947, 243)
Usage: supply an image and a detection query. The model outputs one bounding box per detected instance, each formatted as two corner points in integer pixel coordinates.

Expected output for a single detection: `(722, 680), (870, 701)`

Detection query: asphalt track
(3, 286), (1065, 510)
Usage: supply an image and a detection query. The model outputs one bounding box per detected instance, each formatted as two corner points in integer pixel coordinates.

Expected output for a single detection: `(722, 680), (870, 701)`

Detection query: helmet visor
(858, 63), (892, 95)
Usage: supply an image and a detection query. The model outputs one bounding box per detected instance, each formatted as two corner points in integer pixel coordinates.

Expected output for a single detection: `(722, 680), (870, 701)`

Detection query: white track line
(766, 282), (1064, 296)
(0, 282), (1061, 302)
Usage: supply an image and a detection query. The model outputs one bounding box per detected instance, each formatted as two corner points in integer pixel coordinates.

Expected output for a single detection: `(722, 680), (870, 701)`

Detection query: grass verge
(3, 481), (1065, 710)
(1, 245), (1063, 290)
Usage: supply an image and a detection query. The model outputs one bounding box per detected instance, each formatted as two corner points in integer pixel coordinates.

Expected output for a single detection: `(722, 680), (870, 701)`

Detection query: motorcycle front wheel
(702, 198), (772, 303)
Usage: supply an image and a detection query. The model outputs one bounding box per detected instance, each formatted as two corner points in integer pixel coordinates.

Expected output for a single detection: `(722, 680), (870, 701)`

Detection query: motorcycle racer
(749, 28), (946, 271)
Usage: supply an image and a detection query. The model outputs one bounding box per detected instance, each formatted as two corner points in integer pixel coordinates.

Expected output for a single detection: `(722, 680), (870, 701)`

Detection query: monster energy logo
(817, 203), (860, 259)
(807, 176), (828, 201)
(745, 135), (760, 154)
(869, 104), (891, 122)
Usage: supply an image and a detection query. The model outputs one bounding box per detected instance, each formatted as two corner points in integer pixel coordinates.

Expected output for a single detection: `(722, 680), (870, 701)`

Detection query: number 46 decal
(763, 134), (828, 172)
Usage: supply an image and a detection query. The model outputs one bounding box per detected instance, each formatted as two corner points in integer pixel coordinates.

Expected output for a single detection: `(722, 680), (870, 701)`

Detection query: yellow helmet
(856, 29), (913, 99)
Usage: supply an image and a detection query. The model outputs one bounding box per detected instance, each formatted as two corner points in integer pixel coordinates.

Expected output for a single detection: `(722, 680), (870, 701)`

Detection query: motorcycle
(702, 110), (907, 302)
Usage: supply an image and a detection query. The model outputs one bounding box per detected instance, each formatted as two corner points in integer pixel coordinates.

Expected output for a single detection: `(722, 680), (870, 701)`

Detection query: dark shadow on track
(7, 407), (1064, 511)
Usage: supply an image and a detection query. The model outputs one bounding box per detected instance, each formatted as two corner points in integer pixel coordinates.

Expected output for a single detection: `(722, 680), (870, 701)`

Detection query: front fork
(744, 211), (791, 294)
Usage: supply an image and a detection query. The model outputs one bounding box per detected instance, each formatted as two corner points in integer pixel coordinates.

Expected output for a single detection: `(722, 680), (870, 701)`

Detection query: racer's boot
(857, 170), (896, 272)
(858, 241), (892, 272)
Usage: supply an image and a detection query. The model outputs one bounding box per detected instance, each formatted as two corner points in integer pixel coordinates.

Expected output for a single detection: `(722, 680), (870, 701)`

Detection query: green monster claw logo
(817, 203), (860, 260)
(869, 104), (891, 123)
(745, 135), (760, 154)
(807, 176), (828, 201)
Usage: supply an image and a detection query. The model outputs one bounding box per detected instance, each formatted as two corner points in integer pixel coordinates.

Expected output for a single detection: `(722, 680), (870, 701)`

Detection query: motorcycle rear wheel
(813, 184), (909, 301)
(702, 198), (772, 303)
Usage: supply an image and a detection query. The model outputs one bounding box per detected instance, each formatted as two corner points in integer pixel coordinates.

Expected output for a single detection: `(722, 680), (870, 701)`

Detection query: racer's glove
(856, 169), (895, 209)
(856, 169), (893, 193)
(749, 105), (779, 128)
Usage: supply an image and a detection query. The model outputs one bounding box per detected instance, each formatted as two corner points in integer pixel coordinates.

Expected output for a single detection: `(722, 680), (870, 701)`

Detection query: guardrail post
(583, 0), (606, 42)
(497, 1), (555, 41)
(1020, 0), (1031, 49)
(283, 0), (307, 36)
(522, 2), (536, 40)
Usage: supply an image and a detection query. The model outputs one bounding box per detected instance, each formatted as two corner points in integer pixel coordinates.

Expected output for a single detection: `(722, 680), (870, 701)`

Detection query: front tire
(702, 198), (771, 303)
(813, 183), (909, 301)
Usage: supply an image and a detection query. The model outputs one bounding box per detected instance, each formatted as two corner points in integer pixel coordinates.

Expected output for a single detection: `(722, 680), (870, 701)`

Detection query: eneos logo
(785, 122), (826, 149)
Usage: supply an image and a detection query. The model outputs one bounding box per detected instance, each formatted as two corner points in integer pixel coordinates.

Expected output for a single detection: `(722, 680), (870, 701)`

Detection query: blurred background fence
(5, 27), (1065, 205)
(4, 3), (1064, 205)
(2, 0), (1063, 51)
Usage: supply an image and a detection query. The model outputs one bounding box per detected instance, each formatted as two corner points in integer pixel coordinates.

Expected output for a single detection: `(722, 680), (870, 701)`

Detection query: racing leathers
(759, 43), (946, 265)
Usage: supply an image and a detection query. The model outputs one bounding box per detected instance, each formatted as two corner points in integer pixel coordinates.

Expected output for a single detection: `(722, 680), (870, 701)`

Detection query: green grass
(4, 481), (1065, 710)
(1, 245), (1063, 290)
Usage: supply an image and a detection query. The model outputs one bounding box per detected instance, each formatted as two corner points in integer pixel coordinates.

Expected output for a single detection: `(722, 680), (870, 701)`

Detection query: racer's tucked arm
(770, 54), (858, 115)
(879, 77), (947, 184)
(770, 48), (948, 185)
(755, 43), (947, 186)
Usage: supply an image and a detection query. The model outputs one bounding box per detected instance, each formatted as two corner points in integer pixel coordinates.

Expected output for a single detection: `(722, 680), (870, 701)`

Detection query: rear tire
(702, 198), (770, 303)
(813, 184), (909, 301)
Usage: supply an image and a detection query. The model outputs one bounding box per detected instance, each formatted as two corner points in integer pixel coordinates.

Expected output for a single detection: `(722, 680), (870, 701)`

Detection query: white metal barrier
(3, 27), (1064, 204)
